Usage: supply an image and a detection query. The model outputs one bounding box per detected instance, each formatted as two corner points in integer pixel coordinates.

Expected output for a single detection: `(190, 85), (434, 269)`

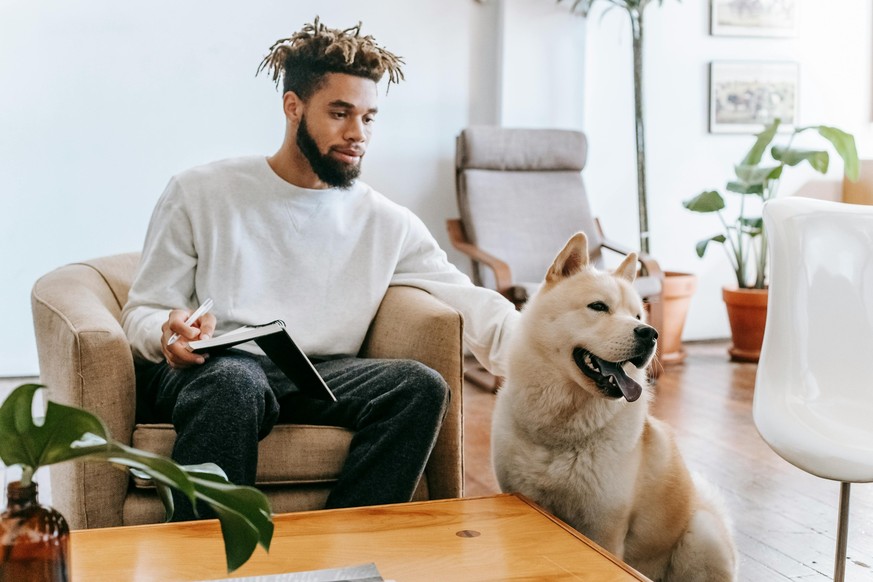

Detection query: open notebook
(189, 320), (336, 402)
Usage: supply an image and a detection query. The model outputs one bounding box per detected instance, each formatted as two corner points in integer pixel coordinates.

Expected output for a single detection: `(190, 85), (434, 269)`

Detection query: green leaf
(85, 442), (198, 504)
(741, 119), (780, 166)
(739, 217), (763, 236)
(726, 181), (764, 195)
(771, 146), (829, 173)
(767, 165), (784, 180)
(214, 503), (261, 572)
(0, 384), (109, 475)
(734, 164), (780, 185)
(0, 384), (275, 573)
(188, 476), (274, 571)
(154, 481), (175, 522)
(84, 447), (272, 572)
(695, 234), (726, 257)
(818, 126), (860, 181)
(683, 190), (725, 212)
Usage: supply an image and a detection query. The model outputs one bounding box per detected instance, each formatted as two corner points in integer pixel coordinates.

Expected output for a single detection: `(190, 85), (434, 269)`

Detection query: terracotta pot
(659, 272), (698, 365)
(722, 287), (769, 362)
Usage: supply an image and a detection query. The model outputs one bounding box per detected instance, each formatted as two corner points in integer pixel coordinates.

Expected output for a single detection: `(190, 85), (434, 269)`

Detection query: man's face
(295, 73), (379, 189)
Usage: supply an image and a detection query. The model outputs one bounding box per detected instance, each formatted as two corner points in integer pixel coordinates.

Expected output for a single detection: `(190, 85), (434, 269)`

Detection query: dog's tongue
(598, 358), (643, 402)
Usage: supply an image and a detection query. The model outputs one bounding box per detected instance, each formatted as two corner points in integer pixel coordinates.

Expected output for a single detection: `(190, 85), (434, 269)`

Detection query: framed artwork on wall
(710, 0), (799, 37)
(709, 61), (799, 134)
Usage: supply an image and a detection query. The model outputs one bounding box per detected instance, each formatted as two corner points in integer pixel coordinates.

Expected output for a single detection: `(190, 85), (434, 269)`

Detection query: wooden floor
(463, 341), (873, 581)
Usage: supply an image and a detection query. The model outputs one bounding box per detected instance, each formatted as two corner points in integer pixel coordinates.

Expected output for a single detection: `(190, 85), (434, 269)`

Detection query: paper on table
(205, 562), (388, 582)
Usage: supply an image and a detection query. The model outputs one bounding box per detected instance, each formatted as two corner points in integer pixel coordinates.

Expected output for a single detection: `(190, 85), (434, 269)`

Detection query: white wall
(498, 0), (586, 128)
(0, 1), (495, 375)
(582, 0), (873, 340)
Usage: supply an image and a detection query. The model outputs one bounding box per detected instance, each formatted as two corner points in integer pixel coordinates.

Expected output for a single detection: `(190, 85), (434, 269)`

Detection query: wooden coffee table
(71, 493), (649, 581)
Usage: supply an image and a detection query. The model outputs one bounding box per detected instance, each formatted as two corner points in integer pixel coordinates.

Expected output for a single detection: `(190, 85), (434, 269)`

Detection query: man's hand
(161, 309), (217, 369)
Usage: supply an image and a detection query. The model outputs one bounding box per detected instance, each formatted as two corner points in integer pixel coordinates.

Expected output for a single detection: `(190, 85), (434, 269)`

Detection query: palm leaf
(818, 125), (860, 181)
(771, 147), (829, 173)
(683, 190), (725, 213)
(695, 234), (726, 257)
(740, 119), (780, 166)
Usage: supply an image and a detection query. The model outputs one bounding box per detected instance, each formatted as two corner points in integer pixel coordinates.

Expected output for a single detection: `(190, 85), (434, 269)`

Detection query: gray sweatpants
(135, 350), (450, 521)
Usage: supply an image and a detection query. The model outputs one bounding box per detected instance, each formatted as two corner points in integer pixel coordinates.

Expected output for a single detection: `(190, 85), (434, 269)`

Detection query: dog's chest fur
(492, 377), (649, 533)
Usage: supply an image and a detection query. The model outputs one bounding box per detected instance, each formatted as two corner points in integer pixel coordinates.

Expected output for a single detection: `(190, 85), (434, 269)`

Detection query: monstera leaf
(0, 384), (273, 572)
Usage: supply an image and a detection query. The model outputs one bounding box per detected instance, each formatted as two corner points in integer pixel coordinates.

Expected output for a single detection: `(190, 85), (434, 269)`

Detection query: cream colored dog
(492, 232), (737, 582)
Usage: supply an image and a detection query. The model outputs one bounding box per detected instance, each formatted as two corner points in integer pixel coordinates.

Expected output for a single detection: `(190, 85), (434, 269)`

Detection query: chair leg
(834, 482), (851, 582)
(463, 354), (503, 393)
(645, 298), (664, 381)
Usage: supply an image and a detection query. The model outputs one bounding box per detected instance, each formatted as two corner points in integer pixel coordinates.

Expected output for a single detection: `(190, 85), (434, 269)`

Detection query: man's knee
(173, 355), (273, 419)
(396, 360), (450, 411)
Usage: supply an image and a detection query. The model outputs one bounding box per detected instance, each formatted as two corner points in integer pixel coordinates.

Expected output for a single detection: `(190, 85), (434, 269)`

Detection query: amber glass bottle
(0, 481), (69, 582)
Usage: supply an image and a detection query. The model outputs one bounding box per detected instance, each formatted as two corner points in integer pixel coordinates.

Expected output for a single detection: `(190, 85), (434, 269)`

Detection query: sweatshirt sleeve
(389, 209), (519, 377)
(121, 177), (199, 363)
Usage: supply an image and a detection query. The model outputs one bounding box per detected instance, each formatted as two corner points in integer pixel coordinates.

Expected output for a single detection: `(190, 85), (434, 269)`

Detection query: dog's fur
(491, 233), (737, 581)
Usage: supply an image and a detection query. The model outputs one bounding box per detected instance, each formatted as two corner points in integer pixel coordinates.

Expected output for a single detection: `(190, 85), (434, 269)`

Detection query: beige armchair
(31, 253), (464, 529)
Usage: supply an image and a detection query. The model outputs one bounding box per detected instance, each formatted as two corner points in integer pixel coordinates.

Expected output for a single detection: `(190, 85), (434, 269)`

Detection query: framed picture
(711, 0), (799, 37)
(709, 61), (799, 134)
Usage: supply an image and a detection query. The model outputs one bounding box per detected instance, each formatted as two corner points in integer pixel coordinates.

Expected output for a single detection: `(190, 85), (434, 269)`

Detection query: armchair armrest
(446, 219), (514, 297)
(595, 218), (664, 280)
(31, 255), (139, 529)
(360, 285), (464, 500)
(600, 237), (664, 280)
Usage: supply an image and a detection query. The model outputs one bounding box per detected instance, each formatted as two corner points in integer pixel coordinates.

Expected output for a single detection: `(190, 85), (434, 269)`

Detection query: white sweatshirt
(121, 156), (518, 376)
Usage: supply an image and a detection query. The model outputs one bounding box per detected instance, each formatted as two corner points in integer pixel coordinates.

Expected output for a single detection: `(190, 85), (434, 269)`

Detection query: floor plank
(463, 340), (873, 582)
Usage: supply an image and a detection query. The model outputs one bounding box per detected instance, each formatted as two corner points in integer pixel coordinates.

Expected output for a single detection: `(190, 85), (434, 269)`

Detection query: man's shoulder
(173, 155), (264, 184)
(358, 182), (409, 216)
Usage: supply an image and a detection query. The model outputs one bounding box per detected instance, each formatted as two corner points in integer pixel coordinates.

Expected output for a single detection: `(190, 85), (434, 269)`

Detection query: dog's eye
(636, 314), (642, 320)
(588, 301), (609, 313)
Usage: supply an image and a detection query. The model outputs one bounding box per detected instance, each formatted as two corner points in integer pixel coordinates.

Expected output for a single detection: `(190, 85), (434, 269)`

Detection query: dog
(491, 232), (737, 581)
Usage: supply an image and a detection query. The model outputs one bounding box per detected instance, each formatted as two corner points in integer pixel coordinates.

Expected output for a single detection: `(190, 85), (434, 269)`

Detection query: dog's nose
(634, 325), (658, 343)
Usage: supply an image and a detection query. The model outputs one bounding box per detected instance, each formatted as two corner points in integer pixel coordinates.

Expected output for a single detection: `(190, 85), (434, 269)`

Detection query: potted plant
(683, 118), (859, 361)
(0, 384), (273, 578)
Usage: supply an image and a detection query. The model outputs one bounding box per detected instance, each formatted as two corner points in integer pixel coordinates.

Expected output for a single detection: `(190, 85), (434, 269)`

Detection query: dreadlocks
(257, 16), (405, 99)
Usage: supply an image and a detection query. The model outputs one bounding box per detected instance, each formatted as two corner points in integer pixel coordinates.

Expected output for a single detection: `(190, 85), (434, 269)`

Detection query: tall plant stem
(629, 8), (650, 256)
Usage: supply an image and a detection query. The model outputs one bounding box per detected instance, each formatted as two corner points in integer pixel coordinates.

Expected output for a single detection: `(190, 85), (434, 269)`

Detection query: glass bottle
(0, 480), (69, 582)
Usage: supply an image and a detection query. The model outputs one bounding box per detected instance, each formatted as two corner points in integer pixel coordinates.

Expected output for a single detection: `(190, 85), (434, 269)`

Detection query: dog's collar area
(573, 347), (643, 402)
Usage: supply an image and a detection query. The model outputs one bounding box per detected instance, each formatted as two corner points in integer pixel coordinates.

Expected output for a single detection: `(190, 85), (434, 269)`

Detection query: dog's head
(522, 232), (657, 403)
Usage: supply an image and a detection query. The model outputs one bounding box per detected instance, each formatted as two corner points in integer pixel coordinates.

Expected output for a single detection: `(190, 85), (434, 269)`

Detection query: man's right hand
(161, 309), (217, 369)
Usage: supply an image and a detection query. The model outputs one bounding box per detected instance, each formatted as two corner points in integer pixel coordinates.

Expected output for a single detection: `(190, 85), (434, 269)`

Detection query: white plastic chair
(755, 196), (873, 582)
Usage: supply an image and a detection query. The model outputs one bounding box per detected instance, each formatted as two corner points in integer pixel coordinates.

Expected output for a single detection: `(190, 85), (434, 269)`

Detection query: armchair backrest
(455, 126), (604, 288)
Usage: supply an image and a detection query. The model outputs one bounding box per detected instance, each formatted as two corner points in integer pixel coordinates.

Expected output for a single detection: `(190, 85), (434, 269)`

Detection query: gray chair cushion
(458, 127), (587, 171)
(454, 126), (660, 303)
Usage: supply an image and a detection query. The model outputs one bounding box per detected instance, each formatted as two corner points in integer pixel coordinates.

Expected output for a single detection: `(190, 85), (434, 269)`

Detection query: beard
(296, 116), (361, 189)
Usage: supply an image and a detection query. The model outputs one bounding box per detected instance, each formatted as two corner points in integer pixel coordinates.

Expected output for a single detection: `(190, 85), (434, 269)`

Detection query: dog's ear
(614, 252), (638, 283)
(546, 232), (589, 284)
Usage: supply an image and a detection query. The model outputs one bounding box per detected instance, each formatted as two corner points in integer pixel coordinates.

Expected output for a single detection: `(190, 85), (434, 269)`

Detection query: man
(122, 17), (517, 521)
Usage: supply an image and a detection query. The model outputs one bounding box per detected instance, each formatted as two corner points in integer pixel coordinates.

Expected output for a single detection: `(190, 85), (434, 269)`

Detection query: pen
(167, 298), (214, 346)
